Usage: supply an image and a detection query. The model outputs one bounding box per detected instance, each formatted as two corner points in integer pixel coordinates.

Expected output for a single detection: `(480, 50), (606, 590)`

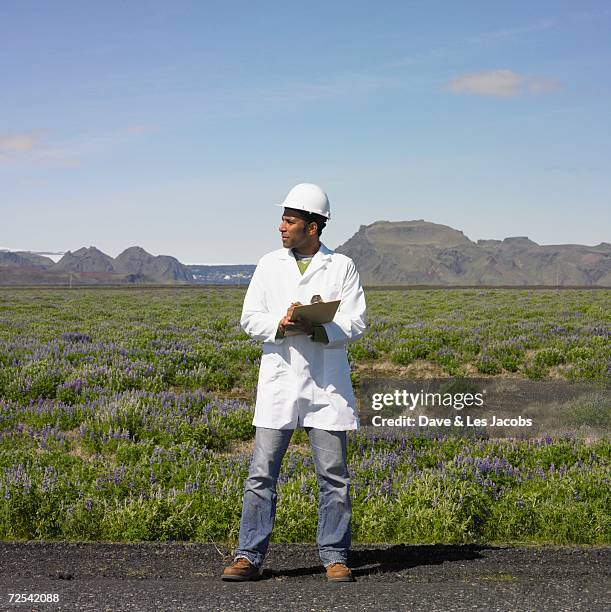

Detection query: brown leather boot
(222, 557), (260, 581)
(325, 562), (354, 582)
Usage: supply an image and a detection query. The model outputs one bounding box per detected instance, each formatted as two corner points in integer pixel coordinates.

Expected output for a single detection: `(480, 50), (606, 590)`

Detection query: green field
(0, 287), (609, 544)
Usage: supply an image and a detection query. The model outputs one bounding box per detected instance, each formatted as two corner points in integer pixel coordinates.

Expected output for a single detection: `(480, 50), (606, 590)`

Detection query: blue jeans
(235, 427), (351, 568)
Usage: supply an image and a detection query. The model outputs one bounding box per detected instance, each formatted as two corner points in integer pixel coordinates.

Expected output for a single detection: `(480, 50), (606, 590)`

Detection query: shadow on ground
(262, 544), (498, 579)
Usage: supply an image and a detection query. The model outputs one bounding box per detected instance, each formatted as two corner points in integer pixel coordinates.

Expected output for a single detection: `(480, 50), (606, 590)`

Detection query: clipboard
(285, 300), (340, 336)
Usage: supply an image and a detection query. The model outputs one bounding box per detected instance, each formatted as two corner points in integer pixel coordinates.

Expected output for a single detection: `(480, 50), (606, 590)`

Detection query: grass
(0, 287), (609, 544)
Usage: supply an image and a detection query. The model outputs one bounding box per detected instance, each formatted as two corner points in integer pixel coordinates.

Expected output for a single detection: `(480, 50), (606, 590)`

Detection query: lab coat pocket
(258, 351), (284, 385)
(256, 350), (293, 421)
(323, 348), (352, 393)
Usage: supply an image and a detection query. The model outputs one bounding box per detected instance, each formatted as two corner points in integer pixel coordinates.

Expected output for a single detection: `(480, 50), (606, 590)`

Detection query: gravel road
(0, 542), (608, 611)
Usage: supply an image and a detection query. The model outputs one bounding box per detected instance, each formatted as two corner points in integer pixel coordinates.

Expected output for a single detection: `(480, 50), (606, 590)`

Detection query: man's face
(279, 212), (314, 249)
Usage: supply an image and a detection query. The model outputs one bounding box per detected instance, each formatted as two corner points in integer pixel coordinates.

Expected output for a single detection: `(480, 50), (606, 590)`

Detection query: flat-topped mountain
(0, 246), (193, 285)
(360, 220), (472, 248)
(336, 220), (610, 286)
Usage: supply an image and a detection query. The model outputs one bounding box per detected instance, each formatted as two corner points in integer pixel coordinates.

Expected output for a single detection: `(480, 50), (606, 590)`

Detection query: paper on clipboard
(285, 300), (341, 336)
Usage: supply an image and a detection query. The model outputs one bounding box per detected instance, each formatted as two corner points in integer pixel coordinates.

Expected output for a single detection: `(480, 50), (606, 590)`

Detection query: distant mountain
(54, 247), (116, 273)
(15, 252), (57, 266)
(0, 251), (52, 269)
(3, 225), (609, 286)
(114, 246), (193, 282)
(336, 220), (611, 286)
(0, 246), (193, 285)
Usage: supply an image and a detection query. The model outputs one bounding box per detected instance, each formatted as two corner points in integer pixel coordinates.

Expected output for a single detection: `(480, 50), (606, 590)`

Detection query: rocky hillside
(54, 247), (116, 273)
(113, 246), (193, 282)
(336, 220), (611, 286)
(0, 251), (55, 268)
(0, 246), (193, 285)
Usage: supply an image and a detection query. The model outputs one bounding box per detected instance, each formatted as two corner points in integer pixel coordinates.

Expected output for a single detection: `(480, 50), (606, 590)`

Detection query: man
(222, 183), (366, 583)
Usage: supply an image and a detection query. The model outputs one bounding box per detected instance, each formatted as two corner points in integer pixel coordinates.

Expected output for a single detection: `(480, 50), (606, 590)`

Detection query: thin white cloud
(385, 9), (611, 71)
(244, 73), (397, 106)
(0, 131), (47, 157)
(0, 125), (155, 166)
(180, 72), (401, 122)
(468, 18), (557, 43)
(446, 70), (560, 97)
(384, 17), (559, 70)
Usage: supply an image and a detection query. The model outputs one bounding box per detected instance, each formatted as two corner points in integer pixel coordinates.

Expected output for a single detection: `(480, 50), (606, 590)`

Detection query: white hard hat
(277, 183), (331, 219)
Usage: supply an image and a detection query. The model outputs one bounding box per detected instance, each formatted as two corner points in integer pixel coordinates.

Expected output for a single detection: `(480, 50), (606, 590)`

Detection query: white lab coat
(241, 242), (366, 430)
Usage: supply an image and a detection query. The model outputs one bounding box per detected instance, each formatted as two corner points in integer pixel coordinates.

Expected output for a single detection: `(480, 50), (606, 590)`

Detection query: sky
(1, 1), (610, 264)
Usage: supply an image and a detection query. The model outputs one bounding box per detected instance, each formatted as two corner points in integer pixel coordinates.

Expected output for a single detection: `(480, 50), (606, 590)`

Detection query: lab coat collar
(277, 242), (333, 261)
(278, 242), (334, 283)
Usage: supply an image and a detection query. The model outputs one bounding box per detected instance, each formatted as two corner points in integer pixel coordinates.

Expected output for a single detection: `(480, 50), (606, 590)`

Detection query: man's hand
(278, 302), (314, 336)
(286, 314), (314, 335)
(286, 301), (302, 321)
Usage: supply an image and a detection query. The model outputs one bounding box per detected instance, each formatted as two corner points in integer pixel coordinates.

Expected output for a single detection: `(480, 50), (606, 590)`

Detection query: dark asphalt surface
(0, 542), (609, 611)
